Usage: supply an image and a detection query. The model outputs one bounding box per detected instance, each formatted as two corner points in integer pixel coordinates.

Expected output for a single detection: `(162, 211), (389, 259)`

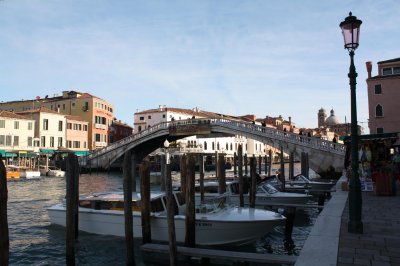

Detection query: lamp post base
(348, 220), (363, 234)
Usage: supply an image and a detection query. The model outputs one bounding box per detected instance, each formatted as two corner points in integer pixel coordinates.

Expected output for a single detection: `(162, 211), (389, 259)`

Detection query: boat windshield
(261, 183), (278, 194)
(196, 194), (230, 214)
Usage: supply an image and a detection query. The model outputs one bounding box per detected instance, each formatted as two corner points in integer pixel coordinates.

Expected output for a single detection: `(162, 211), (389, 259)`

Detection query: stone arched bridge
(84, 119), (346, 175)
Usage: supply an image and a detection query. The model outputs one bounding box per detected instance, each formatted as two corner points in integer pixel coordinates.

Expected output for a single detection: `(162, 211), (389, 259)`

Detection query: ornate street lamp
(340, 12), (363, 234)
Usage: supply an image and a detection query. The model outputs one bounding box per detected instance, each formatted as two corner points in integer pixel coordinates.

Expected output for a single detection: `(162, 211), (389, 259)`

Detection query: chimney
(366, 61), (372, 79)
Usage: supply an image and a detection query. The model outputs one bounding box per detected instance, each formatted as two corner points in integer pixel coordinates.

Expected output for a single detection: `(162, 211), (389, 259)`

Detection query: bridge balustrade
(87, 118), (345, 165)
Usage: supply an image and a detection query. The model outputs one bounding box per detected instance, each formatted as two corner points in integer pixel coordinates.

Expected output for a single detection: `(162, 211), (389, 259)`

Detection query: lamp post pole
(348, 50), (363, 233)
(340, 12), (363, 234)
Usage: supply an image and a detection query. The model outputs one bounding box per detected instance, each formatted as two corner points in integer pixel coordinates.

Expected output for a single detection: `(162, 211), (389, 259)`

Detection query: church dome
(325, 109), (340, 126)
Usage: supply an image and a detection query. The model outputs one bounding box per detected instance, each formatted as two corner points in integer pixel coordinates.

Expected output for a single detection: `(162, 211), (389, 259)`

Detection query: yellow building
(0, 91), (114, 150)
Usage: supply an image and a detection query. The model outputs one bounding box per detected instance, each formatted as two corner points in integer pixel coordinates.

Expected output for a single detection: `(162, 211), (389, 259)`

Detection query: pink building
(366, 58), (400, 134)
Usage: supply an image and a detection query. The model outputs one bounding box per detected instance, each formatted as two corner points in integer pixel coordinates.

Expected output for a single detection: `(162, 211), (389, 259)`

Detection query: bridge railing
(87, 118), (346, 161)
(87, 121), (170, 160)
(211, 119), (346, 155)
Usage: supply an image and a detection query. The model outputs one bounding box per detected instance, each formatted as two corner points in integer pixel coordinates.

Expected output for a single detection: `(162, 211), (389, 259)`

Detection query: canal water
(6, 166), (321, 266)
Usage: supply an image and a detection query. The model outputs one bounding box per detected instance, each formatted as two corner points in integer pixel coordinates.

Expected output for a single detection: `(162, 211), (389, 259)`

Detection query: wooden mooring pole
(66, 154), (79, 266)
(289, 152), (294, 180)
(140, 160), (151, 244)
(218, 154), (226, 194)
(264, 155), (268, 175)
(250, 156), (256, 208)
(280, 146), (285, 191)
(244, 153), (248, 177)
(284, 207), (296, 252)
(238, 145), (244, 207)
(185, 155), (196, 247)
(199, 155), (205, 203)
(131, 153), (137, 192)
(165, 153), (177, 266)
(180, 154), (187, 202)
(258, 155), (262, 175)
(233, 152), (237, 177)
(123, 151), (135, 266)
(0, 156), (9, 266)
(268, 150), (272, 176)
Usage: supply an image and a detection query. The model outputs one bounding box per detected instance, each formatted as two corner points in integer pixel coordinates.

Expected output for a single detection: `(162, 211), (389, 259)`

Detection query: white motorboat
(20, 169), (41, 179)
(185, 180), (313, 207)
(48, 168), (65, 177)
(267, 175), (335, 193)
(289, 175), (335, 191)
(40, 166), (65, 177)
(47, 191), (286, 246)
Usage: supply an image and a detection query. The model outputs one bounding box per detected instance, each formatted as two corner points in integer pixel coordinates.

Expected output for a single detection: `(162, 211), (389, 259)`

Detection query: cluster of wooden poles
(0, 144), (312, 266)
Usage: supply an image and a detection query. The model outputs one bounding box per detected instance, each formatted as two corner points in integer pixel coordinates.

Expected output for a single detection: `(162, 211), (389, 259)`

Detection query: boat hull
(20, 171), (41, 179)
(47, 205), (285, 246)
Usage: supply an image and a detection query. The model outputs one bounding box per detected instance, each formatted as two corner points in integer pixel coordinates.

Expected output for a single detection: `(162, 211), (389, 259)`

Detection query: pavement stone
(296, 177), (400, 266)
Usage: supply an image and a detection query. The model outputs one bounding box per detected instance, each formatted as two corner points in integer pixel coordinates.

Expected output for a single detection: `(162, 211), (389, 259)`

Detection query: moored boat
(20, 169), (41, 179)
(47, 191), (286, 245)
(177, 180), (313, 207)
(6, 165), (21, 180)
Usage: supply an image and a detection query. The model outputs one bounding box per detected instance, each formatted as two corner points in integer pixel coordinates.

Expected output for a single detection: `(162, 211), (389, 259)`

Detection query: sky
(1, 1), (400, 133)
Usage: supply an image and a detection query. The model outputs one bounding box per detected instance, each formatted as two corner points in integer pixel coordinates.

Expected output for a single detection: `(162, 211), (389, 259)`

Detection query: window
(58, 121), (63, 131)
(138, 126), (142, 132)
(73, 141), (80, 148)
(374, 84), (382, 94)
(394, 67), (400, 74)
(28, 137), (33, 147)
(140, 116), (144, 121)
(375, 104), (384, 117)
(204, 141), (207, 150)
(62, 104), (66, 110)
(28, 122), (33, 130)
(217, 142), (220, 150)
(84, 101), (89, 111)
(50, 137), (54, 147)
(95, 133), (101, 142)
(13, 136), (19, 146)
(43, 119), (49, 130)
(34, 139), (40, 147)
(377, 128), (384, 134)
(0, 135), (4, 146)
(83, 141), (87, 148)
(73, 124), (79, 130)
(6, 135), (11, 146)
(83, 125), (88, 131)
(0, 120), (5, 128)
(67, 123), (72, 129)
(41, 136), (46, 147)
(58, 137), (63, 148)
(72, 102), (76, 107)
(226, 143), (228, 150)
(67, 141), (72, 148)
(148, 115), (151, 119)
(382, 67), (392, 75)
(212, 142), (215, 150)
(14, 121), (19, 129)
(163, 114), (166, 118)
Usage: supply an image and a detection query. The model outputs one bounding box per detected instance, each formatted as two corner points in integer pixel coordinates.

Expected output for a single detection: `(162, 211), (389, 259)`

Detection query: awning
(0, 150), (18, 158)
(40, 149), (54, 154)
(74, 151), (90, 156)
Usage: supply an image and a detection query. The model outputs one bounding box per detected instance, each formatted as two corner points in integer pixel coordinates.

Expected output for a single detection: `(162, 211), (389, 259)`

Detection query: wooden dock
(141, 243), (297, 265)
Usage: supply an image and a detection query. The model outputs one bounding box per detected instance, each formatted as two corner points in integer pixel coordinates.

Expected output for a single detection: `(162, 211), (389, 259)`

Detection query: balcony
(94, 124), (107, 130)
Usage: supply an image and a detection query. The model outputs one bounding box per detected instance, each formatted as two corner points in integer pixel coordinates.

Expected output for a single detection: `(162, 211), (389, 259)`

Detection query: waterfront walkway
(296, 176), (400, 266)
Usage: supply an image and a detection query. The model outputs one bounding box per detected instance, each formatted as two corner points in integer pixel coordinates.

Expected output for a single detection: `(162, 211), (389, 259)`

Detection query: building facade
(134, 106), (272, 159)
(366, 58), (400, 134)
(0, 90), (114, 150)
(66, 115), (89, 154)
(17, 108), (67, 152)
(108, 119), (133, 144)
(0, 111), (36, 155)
